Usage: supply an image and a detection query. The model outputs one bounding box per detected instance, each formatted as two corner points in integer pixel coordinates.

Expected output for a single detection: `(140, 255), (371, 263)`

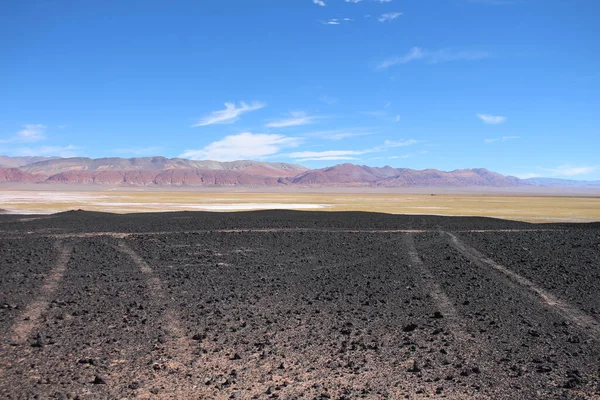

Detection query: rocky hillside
(290, 164), (523, 187)
(0, 156), (530, 187)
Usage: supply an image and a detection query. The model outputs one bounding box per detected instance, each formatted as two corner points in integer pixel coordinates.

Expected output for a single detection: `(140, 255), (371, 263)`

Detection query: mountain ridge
(0, 155), (591, 188)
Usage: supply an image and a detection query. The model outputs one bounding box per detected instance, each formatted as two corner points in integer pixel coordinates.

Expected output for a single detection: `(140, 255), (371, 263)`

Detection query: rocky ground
(0, 210), (598, 399)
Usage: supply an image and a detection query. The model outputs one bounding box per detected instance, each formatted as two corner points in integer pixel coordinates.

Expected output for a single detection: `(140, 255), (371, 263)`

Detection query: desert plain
(0, 190), (599, 399)
(1, 189), (600, 223)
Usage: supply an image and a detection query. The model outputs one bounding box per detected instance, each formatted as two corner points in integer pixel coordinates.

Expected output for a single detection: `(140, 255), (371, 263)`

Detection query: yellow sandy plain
(1, 190), (599, 223)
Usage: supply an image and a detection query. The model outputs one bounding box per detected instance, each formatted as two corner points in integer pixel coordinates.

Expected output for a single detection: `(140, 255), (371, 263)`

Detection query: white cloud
(13, 145), (78, 157)
(193, 101), (265, 127)
(180, 132), (300, 161)
(1, 124), (47, 143)
(313, 0), (326, 6)
(378, 12), (402, 22)
(378, 47), (491, 69)
(515, 172), (542, 179)
(345, 0), (362, 3)
(477, 114), (507, 125)
(395, 115), (401, 122)
(484, 136), (519, 143)
(323, 18), (353, 25)
(290, 150), (364, 162)
(517, 165), (599, 179)
(288, 139), (418, 161)
(546, 165), (599, 177)
(375, 139), (418, 150)
(303, 128), (375, 140)
(266, 111), (317, 128)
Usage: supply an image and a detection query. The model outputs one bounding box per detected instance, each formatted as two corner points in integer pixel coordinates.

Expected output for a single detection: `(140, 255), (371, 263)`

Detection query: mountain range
(0, 156), (597, 188)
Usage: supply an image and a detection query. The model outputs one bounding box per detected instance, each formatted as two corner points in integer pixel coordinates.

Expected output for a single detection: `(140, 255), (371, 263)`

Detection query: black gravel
(0, 210), (598, 399)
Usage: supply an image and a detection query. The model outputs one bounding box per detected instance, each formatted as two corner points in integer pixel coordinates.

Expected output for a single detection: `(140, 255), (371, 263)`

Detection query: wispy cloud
(345, 0), (362, 3)
(266, 111), (318, 128)
(372, 139), (418, 151)
(305, 128), (375, 140)
(313, 0), (326, 6)
(13, 145), (78, 157)
(288, 139), (418, 161)
(517, 164), (599, 179)
(477, 114), (507, 125)
(322, 18), (353, 25)
(395, 115), (401, 122)
(193, 101), (265, 127)
(180, 132), (301, 161)
(484, 136), (519, 143)
(378, 47), (491, 69)
(546, 165), (599, 177)
(378, 12), (402, 22)
(0, 124), (47, 144)
(290, 150), (364, 162)
(515, 172), (542, 179)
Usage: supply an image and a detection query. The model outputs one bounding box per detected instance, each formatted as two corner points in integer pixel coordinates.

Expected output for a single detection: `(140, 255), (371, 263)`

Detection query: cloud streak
(0, 124), (47, 143)
(12, 145), (78, 157)
(266, 112), (317, 128)
(378, 47), (491, 69)
(378, 12), (402, 22)
(477, 114), (507, 124)
(288, 139), (418, 161)
(193, 101), (266, 127)
(546, 165), (599, 177)
(313, 0), (326, 6)
(180, 132), (300, 161)
(484, 136), (519, 143)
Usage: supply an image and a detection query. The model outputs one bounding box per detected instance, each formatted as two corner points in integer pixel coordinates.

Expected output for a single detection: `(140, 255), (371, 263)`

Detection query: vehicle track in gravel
(444, 230), (600, 342)
(8, 241), (73, 345)
(0, 211), (598, 399)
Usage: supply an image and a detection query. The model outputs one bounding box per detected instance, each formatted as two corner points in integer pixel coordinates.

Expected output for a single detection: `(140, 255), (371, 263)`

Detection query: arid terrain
(2, 156), (599, 189)
(1, 190), (600, 223)
(0, 211), (599, 399)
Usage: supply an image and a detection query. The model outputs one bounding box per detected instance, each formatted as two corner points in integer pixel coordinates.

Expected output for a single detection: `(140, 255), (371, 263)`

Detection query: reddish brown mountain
(20, 157), (306, 177)
(0, 156), (529, 187)
(0, 167), (38, 183)
(290, 164), (523, 187)
(46, 169), (280, 186)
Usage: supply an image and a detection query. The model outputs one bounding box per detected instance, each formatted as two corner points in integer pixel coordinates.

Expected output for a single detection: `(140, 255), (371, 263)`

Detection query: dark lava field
(0, 210), (599, 399)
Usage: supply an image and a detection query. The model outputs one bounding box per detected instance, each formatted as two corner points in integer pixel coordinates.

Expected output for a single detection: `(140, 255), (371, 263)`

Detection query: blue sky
(1, 0), (599, 179)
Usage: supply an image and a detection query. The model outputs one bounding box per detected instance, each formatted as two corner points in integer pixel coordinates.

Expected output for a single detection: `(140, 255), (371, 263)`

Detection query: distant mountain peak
(0, 156), (588, 188)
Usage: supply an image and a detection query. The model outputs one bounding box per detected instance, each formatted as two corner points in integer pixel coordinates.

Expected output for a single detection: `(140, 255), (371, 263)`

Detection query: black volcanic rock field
(0, 211), (599, 399)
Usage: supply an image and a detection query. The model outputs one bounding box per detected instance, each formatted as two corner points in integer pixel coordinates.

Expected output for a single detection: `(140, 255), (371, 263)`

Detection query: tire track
(8, 240), (73, 345)
(115, 241), (196, 398)
(403, 233), (462, 330)
(444, 230), (600, 342)
(403, 232), (520, 397)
